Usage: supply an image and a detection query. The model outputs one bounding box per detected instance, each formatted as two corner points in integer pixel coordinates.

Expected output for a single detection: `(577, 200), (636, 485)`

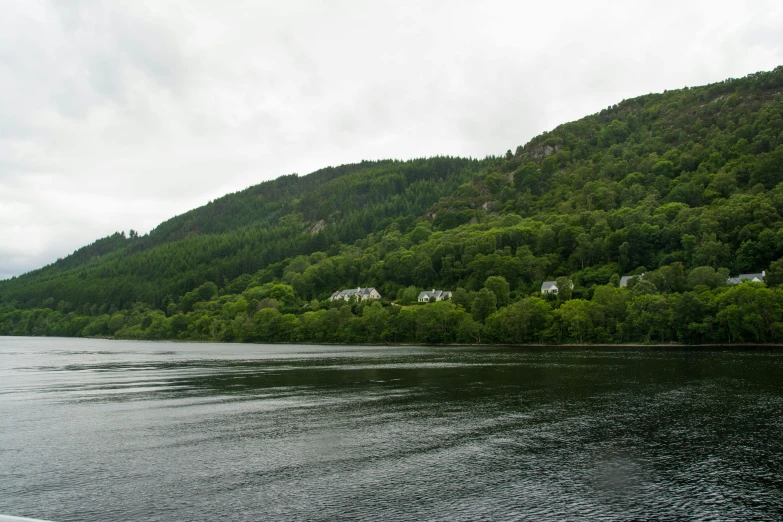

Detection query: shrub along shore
(2, 272), (783, 344)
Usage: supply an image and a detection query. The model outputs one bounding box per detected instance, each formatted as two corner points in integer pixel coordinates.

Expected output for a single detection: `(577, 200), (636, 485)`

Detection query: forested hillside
(0, 158), (484, 308)
(2, 66), (783, 344)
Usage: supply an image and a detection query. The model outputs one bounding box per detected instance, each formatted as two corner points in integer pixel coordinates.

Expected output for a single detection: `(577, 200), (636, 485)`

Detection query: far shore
(3, 336), (783, 349)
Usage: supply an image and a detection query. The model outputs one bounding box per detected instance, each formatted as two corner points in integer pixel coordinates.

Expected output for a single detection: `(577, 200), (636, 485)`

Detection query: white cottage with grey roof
(417, 289), (452, 303)
(727, 271), (765, 285)
(541, 279), (574, 295)
(329, 287), (381, 302)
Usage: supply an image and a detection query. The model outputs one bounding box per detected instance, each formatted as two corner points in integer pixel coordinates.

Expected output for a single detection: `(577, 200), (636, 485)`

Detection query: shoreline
(3, 335), (783, 348)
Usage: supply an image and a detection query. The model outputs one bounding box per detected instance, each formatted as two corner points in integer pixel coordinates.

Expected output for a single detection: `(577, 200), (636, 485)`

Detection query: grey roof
(331, 287), (377, 298)
(541, 281), (557, 290)
(418, 289), (451, 299)
(620, 274), (644, 287)
(727, 273), (765, 285)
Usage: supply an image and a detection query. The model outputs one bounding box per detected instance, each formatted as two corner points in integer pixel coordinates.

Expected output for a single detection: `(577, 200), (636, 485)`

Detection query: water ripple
(1, 338), (782, 521)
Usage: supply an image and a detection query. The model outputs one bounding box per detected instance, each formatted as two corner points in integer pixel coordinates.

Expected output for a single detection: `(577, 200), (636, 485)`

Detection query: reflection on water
(1, 338), (782, 521)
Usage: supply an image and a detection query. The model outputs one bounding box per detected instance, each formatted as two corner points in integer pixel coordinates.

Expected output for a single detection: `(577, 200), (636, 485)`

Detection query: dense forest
(2, 66), (783, 344)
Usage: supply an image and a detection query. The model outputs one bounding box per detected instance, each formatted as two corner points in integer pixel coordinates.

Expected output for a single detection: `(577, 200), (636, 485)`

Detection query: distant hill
(2, 66), (783, 344)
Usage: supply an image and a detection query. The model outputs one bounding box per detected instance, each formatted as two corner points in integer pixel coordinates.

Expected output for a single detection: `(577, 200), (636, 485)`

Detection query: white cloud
(1, 0), (782, 278)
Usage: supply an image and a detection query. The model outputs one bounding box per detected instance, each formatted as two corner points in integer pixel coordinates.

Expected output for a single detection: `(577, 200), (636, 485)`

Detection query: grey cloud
(41, 1), (189, 119)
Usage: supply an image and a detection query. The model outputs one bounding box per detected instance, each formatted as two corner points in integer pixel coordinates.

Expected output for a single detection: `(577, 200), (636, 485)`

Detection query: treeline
(2, 264), (783, 344)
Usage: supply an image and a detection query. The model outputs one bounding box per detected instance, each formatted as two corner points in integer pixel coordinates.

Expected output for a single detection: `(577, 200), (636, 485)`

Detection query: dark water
(1, 338), (782, 521)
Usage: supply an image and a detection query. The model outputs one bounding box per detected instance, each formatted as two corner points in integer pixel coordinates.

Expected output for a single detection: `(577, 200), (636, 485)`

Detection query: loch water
(1, 338), (782, 521)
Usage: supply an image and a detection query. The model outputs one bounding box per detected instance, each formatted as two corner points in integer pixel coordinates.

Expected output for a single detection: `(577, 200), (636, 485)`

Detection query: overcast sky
(1, 1), (782, 279)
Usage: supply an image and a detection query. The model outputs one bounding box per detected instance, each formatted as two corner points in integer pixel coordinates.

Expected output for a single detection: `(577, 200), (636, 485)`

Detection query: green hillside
(2, 66), (783, 344)
(1, 157), (484, 308)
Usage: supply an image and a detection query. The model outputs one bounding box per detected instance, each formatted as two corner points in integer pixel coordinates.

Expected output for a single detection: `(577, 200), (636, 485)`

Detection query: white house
(727, 271), (765, 285)
(541, 280), (574, 295)
(329, 287), (381, 302)
(417, 289), (452, 303)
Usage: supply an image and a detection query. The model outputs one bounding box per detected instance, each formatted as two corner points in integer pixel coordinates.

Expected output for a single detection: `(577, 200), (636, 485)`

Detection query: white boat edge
(0, 515), (53, 522)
